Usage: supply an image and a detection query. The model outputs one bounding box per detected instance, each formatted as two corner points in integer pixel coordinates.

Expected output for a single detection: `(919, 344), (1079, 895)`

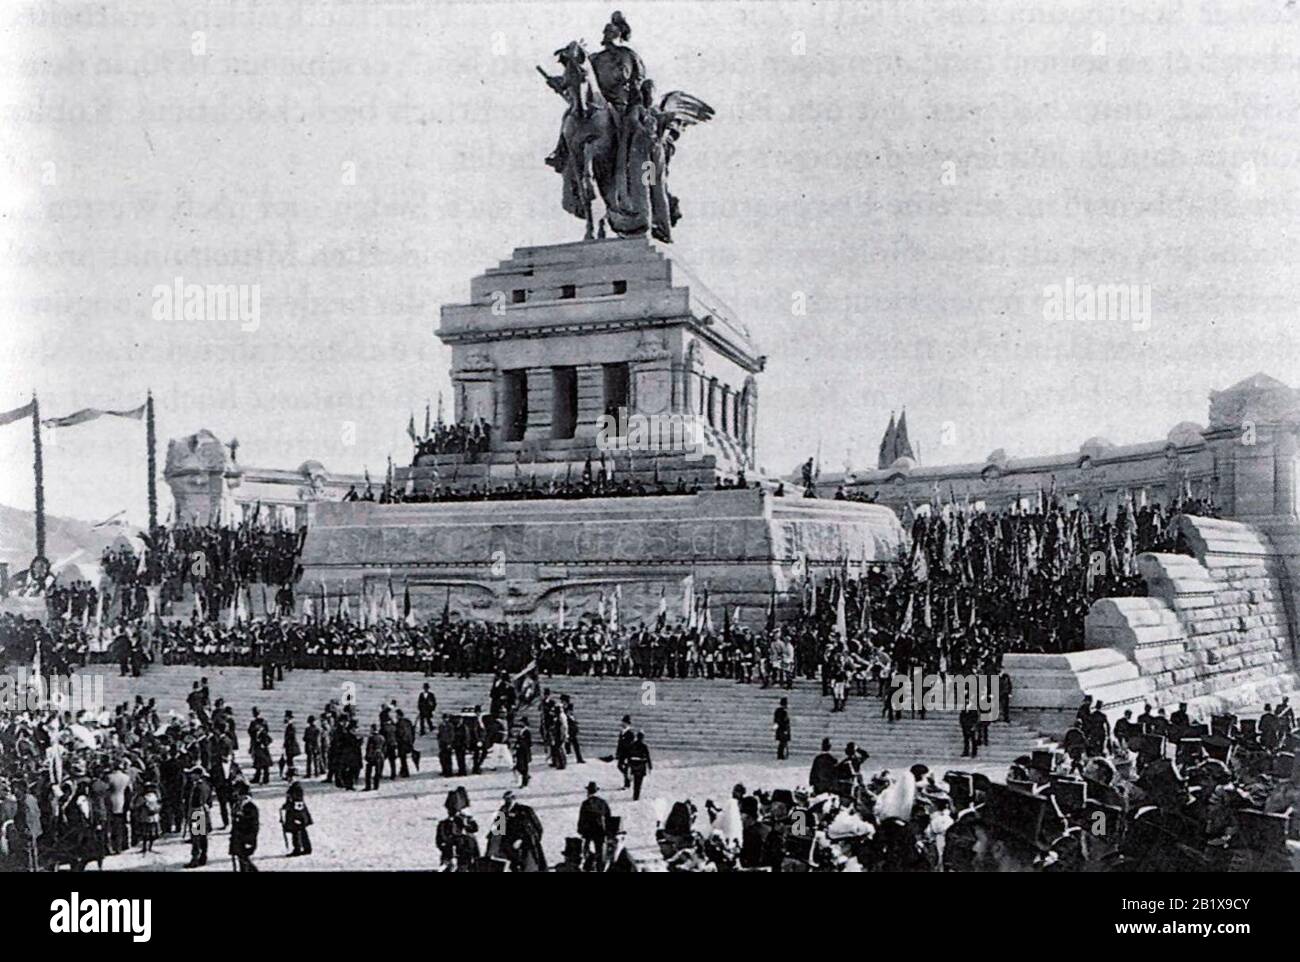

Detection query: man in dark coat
(492, 790), (546, 872)
(229, 781), (259, 872)
(615, 715), (635, 788)
(395, 709), (419, 776)
(417, 683), (437, 736)
(626, 731), (652, 800)
(808, 738), (838, 796)
(435, 787), (480, 872)
(183, 764), (213, 868)
(514, 718), (533, 788)
(364, 724), (386, 791)
(773, 698), (791, 760)
(576, 781), (611, 871)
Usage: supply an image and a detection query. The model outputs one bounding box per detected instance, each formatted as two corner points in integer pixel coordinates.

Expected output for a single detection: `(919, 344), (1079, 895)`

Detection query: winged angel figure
(539, 12), (714, 242)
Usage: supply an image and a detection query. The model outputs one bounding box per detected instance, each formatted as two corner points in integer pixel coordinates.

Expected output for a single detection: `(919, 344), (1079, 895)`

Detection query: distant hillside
(0, 503), (138, 575)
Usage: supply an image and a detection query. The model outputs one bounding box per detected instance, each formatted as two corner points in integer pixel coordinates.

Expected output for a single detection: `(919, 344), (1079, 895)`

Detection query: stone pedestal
(427, 237), (766, 485)
(299, 488), (905, 626)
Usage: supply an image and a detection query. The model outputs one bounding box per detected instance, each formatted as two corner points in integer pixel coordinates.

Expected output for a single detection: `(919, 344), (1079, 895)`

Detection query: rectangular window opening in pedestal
(551, 366), (577, 439)
(501, 369), (528, 441)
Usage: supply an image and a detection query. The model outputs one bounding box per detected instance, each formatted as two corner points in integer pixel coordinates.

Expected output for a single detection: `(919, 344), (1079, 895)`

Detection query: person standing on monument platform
(773, 697), (792, 760)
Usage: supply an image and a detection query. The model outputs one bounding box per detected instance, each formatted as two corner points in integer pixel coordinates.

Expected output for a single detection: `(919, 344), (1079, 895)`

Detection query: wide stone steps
(91, 668), (1045, 764)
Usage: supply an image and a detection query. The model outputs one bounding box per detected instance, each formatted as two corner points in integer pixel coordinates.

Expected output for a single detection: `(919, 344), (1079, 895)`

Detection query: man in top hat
(554, 837), (584, 872)
(809, 738), (838, 796)
(615, 715), (635, 788)
(577, 781), (612, 871)
(417, 682), (438, 735)
(281, 711), (299, 780)
(773, 697), (791, 760)
(605, 816), (637, 872)
(183, 762), (213, 869)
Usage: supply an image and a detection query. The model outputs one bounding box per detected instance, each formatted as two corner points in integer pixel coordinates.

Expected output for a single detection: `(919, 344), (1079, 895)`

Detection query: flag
(338, 585), (351, 622)
(898, 592), (914, 634)
(424, 402), (431, 439)
(407, 413), (418, 443)
(610, 584), (621, 634)
(441, 586), (451, 626)
(511, 660), (540, 705)
(403, 580), (414, 627)
(319, 581), (328, 624)
(42, 401), (147, 428)
(193, 588), (205, 623)
(766, 588), (777, 633)
(386, 577), (399, 622)
(0, 400), (35, 428)
(835, 582), (848, 640)
(558, 593), (567, 630)
(656, 588), (667, 630)
(859, 576), (872, 635)
(681, 573), (695, 626)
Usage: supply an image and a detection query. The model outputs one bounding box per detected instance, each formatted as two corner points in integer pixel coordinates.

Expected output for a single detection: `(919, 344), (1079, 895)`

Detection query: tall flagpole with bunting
(146, 390), (158, 531)
(31, 392), (45, 564)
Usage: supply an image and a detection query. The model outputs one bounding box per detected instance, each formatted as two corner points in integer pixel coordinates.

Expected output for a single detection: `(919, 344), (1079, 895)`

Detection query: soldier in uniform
(229, 780), (259, 872)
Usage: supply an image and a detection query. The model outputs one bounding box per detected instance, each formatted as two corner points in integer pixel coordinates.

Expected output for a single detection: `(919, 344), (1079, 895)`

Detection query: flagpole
(146, 390), (158, 531)
(32, 392), (45, 561)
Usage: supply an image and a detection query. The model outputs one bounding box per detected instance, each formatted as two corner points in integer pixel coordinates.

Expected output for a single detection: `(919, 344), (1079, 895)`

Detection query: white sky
(2, 0), (1299, 526)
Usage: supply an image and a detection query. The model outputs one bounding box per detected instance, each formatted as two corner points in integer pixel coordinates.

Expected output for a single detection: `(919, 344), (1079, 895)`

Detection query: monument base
(299, 488), (904, 626)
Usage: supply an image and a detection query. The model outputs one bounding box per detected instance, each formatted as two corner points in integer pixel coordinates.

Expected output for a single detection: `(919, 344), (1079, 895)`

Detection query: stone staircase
(92, 667), (1048, 767)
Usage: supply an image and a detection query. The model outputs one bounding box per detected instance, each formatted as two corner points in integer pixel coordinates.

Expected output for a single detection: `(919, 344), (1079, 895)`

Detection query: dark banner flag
(511, 660), (540, 705)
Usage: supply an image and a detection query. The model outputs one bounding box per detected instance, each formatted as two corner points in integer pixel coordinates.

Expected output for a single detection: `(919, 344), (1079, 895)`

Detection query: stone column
(574, 364), (605, 440)
(523, 365), (554, 442)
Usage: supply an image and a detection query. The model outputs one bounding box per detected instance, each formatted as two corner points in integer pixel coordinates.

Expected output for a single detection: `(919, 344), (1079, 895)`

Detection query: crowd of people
(411, 417), (491, 458)
(97, 523), (302, 621)
(0, 676), (305, 872)
(644, 700), (1298, 872)
(350, 465), (755, 505)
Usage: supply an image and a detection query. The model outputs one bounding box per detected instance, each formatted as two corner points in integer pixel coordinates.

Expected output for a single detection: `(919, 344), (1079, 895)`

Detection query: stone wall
(1007, 515), (1300, 722)
(298, 488), (905, 626)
